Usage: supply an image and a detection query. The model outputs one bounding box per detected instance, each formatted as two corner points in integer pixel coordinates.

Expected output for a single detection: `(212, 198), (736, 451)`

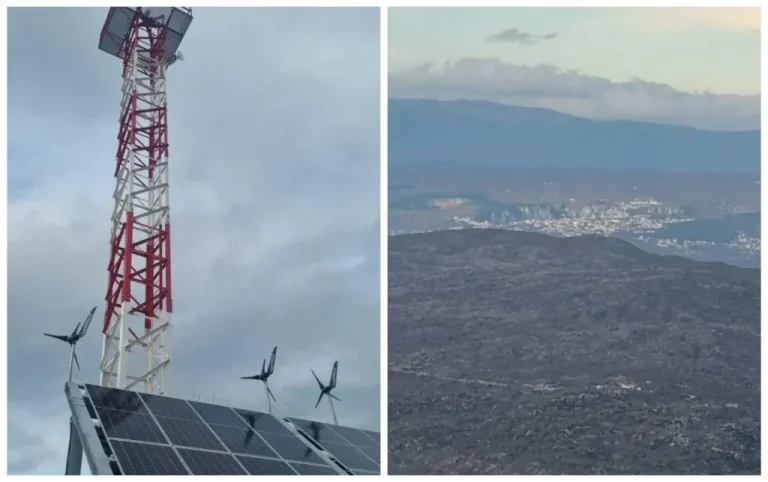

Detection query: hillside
(388, 229), (760, 474)
(388, 99), (760, 174)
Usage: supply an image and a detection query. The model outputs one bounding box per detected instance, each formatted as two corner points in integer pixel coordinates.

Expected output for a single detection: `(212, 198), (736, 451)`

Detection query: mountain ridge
(391, 229), (758, 280)
(388, 98), (760, 174)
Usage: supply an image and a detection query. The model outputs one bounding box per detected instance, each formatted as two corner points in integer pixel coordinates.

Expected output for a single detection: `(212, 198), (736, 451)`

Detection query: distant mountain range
(389, 99), (760, 174)
(389, 229), (760, 475)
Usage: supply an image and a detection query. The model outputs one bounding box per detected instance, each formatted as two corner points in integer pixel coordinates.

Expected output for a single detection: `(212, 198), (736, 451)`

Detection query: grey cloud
(8, 6), (380, 474)
(389, 58), (760, 131)
(8, 422), (54, 473)
(486, 28), (558, 45)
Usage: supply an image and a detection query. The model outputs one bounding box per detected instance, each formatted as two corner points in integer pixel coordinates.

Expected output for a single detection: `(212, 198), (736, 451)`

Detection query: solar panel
(189, 401), (250, 428)
(292, 461), (347, 475)
(95, 407), (167, 443)
(154, 416), (226, 451)
(361, 429), (379, 445)
(177, 448), (246, 475)
(207, 423), (280, 458)
(289, 417), (381, 474)
(109, 440), (188, 475)
(235, 455), (297, 475)
(69, 383), (358, 475)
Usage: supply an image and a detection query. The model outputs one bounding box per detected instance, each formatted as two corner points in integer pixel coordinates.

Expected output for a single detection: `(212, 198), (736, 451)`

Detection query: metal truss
(100, 12), (174, 396)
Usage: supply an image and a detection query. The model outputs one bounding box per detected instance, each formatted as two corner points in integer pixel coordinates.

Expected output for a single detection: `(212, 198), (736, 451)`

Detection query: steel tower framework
(97, 7), (192, 396)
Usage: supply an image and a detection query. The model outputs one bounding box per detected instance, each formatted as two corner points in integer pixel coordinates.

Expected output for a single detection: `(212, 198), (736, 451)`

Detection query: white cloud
(389, 58), (760, 130)
(615, 6), (760, 32)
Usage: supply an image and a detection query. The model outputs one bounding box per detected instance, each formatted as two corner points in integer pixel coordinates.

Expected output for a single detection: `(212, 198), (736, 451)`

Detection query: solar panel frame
(69, 384), (363, 476)
(288, 417), (381, 474)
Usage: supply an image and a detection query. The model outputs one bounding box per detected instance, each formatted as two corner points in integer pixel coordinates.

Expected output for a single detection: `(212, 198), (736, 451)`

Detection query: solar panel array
(82, 384), (377, 475)
(289, 417), (380, 475)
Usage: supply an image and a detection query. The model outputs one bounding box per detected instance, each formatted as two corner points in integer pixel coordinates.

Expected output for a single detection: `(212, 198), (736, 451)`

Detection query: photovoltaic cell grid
(288, 417), (381, 474)
(84, 384), (344, 475)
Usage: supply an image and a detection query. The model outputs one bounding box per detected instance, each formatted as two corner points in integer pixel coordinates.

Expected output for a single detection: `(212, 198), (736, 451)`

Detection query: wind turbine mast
(96, 8), (193, 395)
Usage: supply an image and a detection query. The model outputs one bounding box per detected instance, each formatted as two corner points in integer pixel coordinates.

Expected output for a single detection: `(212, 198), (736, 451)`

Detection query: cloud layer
(389, 58), (760, 130)
(8, 7), (380, 474)
(486, 28), (558, 45)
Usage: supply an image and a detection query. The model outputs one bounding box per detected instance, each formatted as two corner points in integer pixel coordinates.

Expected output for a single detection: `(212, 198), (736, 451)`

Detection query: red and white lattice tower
(97, 7), (193, 395)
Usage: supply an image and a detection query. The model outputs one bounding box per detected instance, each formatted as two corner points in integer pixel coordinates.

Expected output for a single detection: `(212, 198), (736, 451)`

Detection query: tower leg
(328, 396), (338, 425)
(116, 304), (130, 390)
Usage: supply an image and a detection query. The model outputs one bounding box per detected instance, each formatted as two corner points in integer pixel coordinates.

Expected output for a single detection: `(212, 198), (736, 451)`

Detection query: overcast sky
(7, 7), (380, 475)
(389, 7), (760, 130)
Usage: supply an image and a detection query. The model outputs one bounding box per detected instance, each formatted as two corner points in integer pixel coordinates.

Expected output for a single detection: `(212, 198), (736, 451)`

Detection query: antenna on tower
(311, 361), (341, 425)
(241, 346), (278, 414)
(167, 50), (184, 67)
(44, 307), (97, 382)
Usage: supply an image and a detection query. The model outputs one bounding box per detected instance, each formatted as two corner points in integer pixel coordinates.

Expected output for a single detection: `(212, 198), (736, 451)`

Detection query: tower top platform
(98, 7), (193, 62)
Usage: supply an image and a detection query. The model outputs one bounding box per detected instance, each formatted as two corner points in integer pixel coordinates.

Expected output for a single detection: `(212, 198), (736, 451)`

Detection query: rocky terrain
(388, 229), (760, 475)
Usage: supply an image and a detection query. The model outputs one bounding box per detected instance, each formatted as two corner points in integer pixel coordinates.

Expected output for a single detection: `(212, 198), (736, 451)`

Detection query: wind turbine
(312, 361), (340, 425)
(241, 346), (277, 414)
(44, 306), (97, 381)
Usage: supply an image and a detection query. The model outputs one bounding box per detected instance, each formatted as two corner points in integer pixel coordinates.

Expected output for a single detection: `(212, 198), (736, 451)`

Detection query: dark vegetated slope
(388, 99), (760, 174)
(388, 229), (760, 475)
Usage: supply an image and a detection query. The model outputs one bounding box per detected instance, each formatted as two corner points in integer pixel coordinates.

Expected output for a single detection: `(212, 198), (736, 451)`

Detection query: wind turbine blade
(260, 359), (266, 376)
(330, 394), (341, 402)
(73, 350), (81, 371)
(71, 322), (81, 339)
(311, 370), (324, 389)
(330, 361), (338, 388)
(268, 346), (277, 375)
(267, 387), (277, 402)
(44, 333), (69, 342)
(241, 376), (259, 380)
(314, 392), (324, 408)
(79, 306), (97, 338)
